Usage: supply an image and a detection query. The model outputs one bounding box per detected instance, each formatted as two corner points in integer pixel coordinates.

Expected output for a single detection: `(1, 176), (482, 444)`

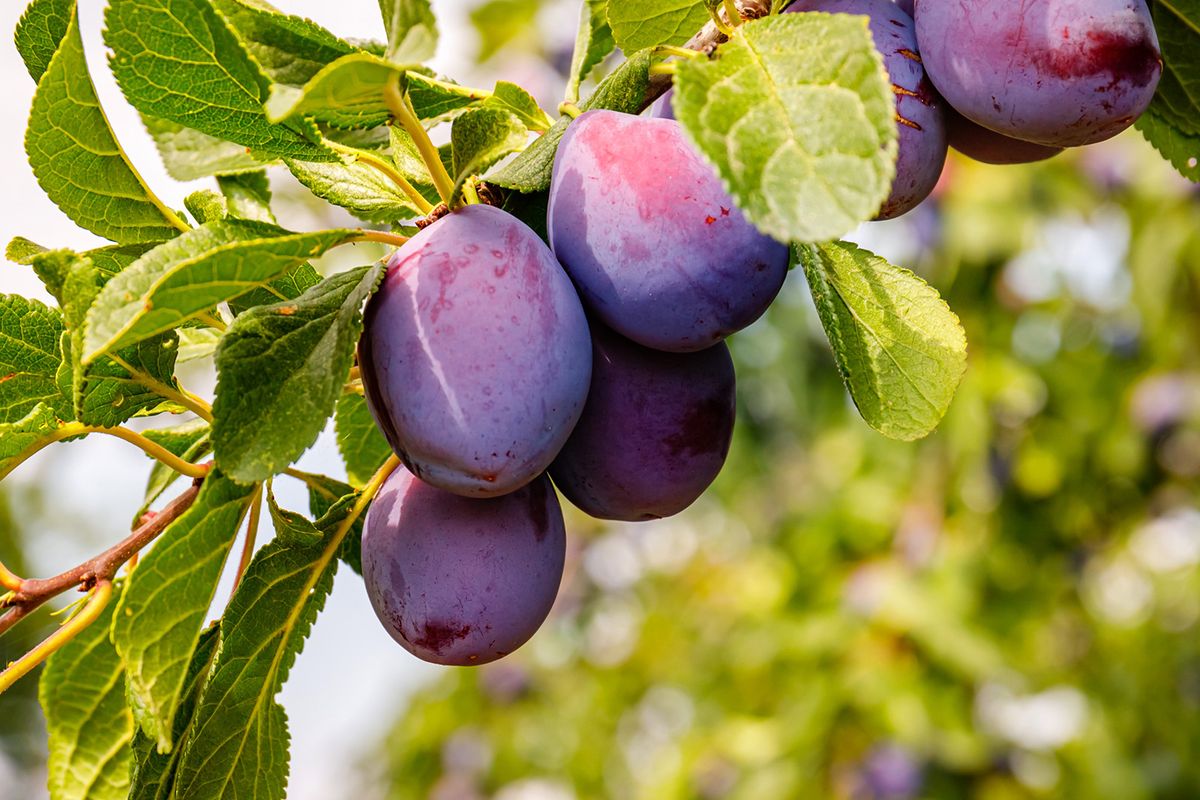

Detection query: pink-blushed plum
(547, 110), (788, 353)
(362, 469), (565, 666)
(787, 0), (948, 219)
(551, 323), (736, 521)
(945, 107), (1064, 165)
(359, 205), (591, 498)
(914, 0), (1162, 147)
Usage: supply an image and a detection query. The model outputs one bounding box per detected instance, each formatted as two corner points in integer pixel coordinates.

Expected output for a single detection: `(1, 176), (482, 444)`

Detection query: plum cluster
(358, 119), (786, 665)
(356, 0), (1164, 667)
(775, 0), (1162, 217)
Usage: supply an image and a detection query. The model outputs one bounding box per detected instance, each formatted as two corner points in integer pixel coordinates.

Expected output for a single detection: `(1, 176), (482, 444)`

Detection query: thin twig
(233, 485), (263, 590)
(0, 479), (204, 637)
(0, 581), (113, 694)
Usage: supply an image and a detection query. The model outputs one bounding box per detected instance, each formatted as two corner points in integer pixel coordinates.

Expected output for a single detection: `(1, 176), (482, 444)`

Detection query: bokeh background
(2, 1), (1200, 799)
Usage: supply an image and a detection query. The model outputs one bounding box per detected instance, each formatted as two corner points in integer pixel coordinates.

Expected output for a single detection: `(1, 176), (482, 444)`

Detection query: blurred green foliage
(371, 138), (1200, 800)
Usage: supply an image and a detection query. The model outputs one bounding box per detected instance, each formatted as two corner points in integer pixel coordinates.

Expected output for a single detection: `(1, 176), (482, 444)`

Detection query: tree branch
(0, 476), (205, 638)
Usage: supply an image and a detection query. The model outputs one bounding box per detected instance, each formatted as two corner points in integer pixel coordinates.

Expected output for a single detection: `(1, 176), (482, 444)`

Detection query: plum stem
(328, 140), (435, 214)
(557, 102), (583, 119)
(350, 229), (410, 248)
(384, 76), (455, 206)
(649, 62), (678, 77)
(460, 182), (482, 206)
(723, 0), (743, 26)
(655, 45), (705, 61)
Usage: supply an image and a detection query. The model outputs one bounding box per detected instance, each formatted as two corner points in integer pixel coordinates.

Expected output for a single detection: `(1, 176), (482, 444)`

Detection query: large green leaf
(674, 14), (897, 242)
(407, 72), (488, 121)
(265, 52), (410, 129)
(488, 49), (653, 192)
(128, 626), (219, 800)
(450, 107), (529, 203)
(212, 265), (384, 483)
(104, 0), (334, 162)
(1136, 1), (1200, 181)
(378, 0), (438, 63)
(607, 0), (708, 52)
(213, 0), (356, 85)
(82, 221), (353, 362)
(171, 532), (341, 799)
(14, 0), (71, 82)
(334, 393), (392, 488)
(26, 2), (186, 244)
(112, 472), (257, 752)
(0, 295), (69, 423)
(484, 81), (554, 132)
(798, 241), (967, 441)
(39, 592), (133, 800)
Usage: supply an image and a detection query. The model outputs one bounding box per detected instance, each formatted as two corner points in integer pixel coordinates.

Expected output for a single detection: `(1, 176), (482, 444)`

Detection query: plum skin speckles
(787, 0), (948, 219)
(551, 323), (736, 522)
(914, 0), (1162, 147)
(362, 469), (566, 666)
(547, 109), (789, 353)
(358, 204), (592, 498)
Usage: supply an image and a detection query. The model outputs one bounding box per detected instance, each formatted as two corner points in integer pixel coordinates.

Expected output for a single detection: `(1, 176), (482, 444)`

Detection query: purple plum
(550, 323), (736, 521)
(914, 0), (1162, 146)
(547, 110), (788, 353)
(787, 0), (948, 219)
(359, 204), (591, 498)
(945, 107), (1063, 165)
(363, 468), (565, 666)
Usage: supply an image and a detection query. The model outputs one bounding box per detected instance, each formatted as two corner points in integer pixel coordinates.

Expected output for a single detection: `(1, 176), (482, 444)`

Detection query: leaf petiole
(233, 485), (264, 590)
(326, 140), (435, 214)
(384, 76), (456, 206)
(107, 353), (214, 423)
(0, 562), (22, 593)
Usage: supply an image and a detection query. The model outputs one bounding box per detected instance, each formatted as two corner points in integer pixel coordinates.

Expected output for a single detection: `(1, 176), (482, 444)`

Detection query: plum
(551, 323), (736, 521)
(945, 107), (1063, 165)
(359, 204), (591, 498)
(914, 0), (1162, 147)
(787, 0), (948, 219)
(363, 469), (565, 666)
(547, 110), (788, 353)
(648, 89), (675, 120)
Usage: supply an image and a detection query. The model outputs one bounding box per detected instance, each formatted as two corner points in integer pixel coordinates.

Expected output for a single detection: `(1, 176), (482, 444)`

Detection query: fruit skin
(914, 0), (1162, 147)
(648, 89), (676, 120)
(551, 323), (736, 521)
(787, 0), (948, 220)
(547, 109), (788, 353)
(945, 107), (1063, 165)
(358, 204), (591, 498)
(892, 0), (913, 15)
(362, 469), (565, 666)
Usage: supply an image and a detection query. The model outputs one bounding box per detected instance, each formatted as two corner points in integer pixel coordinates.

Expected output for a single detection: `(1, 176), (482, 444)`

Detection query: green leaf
(104, 0), (334, 162)
(674, 14), (897, 242)
(184, 190), (229, 226)
(39, 592), (133, 800)
(172, 533), (340, 799)
(378, 0), (438, 63)
(334, 393), (392, 487)
(0, 296), (69, 423)
(212, 0), (356, 85)
(113, 472), (256, 752)
(14, 0), (71, 82)
(450, 107), (529, 203)
(267, 483), (322, 546)
(798, 241), (967, 441)
(142, 115), (268, 182)
(407, 72), (489, 121)
(177, 328), (223, 363)
(26, 3), (187, 243)
(212, 265), (384, 483)
(128, 626), (219, 800)
(135, 421), (212, 527)
(82, 221), (353, 362)
(265, 51), (409, 129)
(607, 0), (708, 52)
(218, 172), (277, 224)
(5, 236), (48, 265)
(484, 81), (554, 131)
(285, 151), (427, 222)
(304, 475), (364, 574)
(566, 0), (616, 103)
(1135, 2), (1200, 181)
(0, 402), (65, 479)
(488, 49), (653, 192)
